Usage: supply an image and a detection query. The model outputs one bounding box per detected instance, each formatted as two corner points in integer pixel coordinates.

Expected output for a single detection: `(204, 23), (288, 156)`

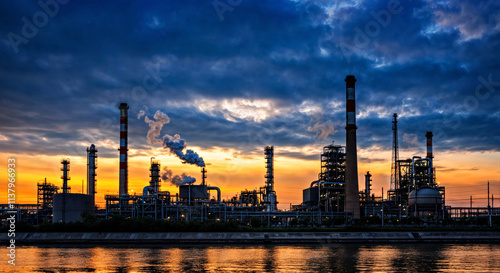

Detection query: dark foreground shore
(2, 231), (500, 244)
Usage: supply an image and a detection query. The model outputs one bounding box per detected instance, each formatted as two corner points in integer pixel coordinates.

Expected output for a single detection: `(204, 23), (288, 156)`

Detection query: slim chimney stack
(426, 131), (434, 185)
(87, 144), (98, 203)
(426, 131), (433, 159)
(119, 103), (129, 196)
(345, 75), (360, 219)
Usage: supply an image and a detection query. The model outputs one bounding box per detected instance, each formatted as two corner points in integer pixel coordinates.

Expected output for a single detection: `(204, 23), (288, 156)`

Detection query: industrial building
(1, 75), (498, 227)
(297, 143), (346, 214)
(52, 157), (95, 223)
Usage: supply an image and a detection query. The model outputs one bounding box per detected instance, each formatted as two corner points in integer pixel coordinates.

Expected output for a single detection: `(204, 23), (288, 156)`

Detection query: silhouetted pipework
(61, 158), (70, 194)
(345, 75), (360, 219)
(119, 102), (129, 196)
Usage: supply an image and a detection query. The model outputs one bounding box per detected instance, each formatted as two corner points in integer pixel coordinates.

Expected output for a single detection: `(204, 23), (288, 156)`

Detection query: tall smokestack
(201, 167), (207, 186)
(345, 75), (360, 219)
(119, 103), (129, 196)
(87, 144), (98, 203)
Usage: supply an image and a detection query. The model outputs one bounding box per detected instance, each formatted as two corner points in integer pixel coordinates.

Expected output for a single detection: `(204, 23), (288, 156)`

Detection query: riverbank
(2, 231), (500, 244)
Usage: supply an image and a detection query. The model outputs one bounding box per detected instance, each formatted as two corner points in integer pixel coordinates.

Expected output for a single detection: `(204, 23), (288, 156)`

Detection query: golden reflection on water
(2, 244), (500, 272)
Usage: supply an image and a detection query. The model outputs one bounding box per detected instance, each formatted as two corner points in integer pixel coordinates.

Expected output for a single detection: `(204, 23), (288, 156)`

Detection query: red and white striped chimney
(119, 103), (129, 196)
(345, 75), (360, 219)
(426, 131), (433, 159)
(346, 76), (357, 129)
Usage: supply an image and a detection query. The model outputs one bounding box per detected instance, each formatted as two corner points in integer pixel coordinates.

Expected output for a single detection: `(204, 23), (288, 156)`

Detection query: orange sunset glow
(1, 136), (498, 209)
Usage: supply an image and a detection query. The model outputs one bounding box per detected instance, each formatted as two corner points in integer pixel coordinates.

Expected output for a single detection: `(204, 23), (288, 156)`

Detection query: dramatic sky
(1, 0), (499, 209)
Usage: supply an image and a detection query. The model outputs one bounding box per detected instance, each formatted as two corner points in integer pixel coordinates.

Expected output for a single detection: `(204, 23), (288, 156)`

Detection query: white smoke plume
(144, 110), (171, 145)
(137, 110), (145, 119)
(163, 134), (206, 167)
(161, 166), (196, 187)
(172, 174), (196, 186)
(141, 110), (205, 167)
(403, 133), (418, 147)
(307, 114), (335, 140)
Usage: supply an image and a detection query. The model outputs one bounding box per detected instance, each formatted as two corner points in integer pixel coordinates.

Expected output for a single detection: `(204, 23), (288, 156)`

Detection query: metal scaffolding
(318, 143), (346, 213)
(37, 178), (59, 222)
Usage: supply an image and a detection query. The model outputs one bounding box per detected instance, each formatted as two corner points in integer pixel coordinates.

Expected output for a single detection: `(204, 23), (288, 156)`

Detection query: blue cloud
(0, 0), (499, 161)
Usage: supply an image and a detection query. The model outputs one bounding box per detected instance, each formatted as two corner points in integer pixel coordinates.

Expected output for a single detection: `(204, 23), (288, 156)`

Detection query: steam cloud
(403, 133), (418, 146)
(161, 166), (196, 186)
(307, 115), (335, 140)
(142, 110), (205, 167)
(172, 174), (196, 186)
(137, 110), (145, 119)
(161, 166), (173, 181)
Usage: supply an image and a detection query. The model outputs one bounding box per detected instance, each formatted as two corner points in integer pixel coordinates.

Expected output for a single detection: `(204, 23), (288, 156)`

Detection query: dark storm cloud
(0, 0), (499, 161)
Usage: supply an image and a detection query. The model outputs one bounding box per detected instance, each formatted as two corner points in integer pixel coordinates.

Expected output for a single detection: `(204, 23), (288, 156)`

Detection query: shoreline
(2, 231), (500, 245)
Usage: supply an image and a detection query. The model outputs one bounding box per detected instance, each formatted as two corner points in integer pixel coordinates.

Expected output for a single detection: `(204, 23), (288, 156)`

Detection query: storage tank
(303, 187), (319, 206)
(53, 193), (94, 223)
(408, 188), (442, 209)
(267, 192), (277, 212)
(179, 185), (208, 200)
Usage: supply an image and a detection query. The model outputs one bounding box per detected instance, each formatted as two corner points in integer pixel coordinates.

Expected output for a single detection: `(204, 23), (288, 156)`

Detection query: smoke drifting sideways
(161, 166), (196, 186)
(307, 114), (335, 140)
(403, 133), (419, 148)
(142, 110), (206, 167)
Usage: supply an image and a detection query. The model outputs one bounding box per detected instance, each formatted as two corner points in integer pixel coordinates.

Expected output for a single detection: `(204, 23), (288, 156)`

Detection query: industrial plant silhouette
(6, 76), (497, 227)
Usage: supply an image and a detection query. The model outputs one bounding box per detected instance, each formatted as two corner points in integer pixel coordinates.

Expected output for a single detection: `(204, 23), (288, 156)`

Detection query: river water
(2, 244), (500, 272)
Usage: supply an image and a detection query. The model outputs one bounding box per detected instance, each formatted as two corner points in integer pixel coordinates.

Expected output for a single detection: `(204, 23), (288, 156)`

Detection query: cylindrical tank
(267, 193), (277, 212)
(408, 188), (442, 209)
(53, 193), (94, 223)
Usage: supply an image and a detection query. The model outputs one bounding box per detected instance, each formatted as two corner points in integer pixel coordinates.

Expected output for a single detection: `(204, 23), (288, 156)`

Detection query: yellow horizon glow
(0, 146), (499, 210)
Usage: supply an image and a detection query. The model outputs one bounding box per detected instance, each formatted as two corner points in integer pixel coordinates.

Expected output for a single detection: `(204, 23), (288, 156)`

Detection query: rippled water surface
(2, 244), (500, 272)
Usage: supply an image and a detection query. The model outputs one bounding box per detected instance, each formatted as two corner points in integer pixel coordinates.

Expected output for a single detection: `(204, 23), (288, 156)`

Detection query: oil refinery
(1, 75), (498, 226)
